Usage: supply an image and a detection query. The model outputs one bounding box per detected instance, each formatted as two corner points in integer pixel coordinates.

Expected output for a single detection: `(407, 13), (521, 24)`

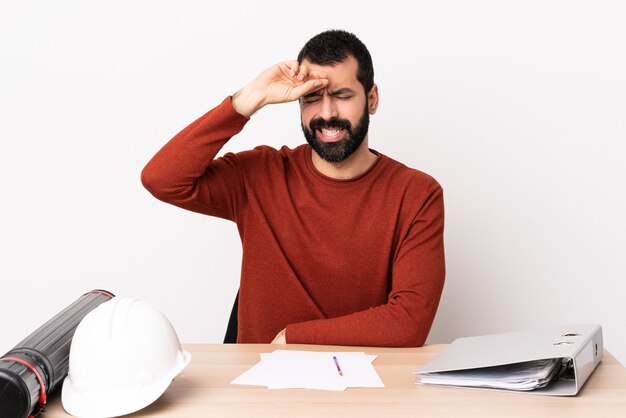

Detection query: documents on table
(415, 358), (570, 391)
(414, 324), (603, 396)
(231, 350), (384, 391)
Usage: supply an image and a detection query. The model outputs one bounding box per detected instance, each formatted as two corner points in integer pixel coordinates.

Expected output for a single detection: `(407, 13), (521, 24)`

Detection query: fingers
(282, 61), (327, 83)
(264, 60), (329, 104)
(282, 60), (306, 81)
(291, 77), (329, 99)
(288, 60), (300, 78)
(271, 328), (286, 344)
(287, 62), (329, 98)
(278, 60), (298, 79)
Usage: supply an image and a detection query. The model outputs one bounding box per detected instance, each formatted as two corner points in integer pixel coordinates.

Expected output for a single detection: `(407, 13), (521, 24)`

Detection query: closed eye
(301, 95), (322, 104)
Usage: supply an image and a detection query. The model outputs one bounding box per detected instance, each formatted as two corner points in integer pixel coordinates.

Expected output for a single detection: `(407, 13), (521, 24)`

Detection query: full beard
(301, 104), (370, 163)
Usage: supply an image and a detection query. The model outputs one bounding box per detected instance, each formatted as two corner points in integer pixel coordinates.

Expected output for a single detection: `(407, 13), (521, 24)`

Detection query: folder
(415, 324), (603, 395)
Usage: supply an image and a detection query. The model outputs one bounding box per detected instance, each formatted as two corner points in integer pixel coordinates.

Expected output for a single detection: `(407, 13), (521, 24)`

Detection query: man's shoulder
(229, 143), (305, 162)
(221, 144), (306, 173)
(377, 151), (442, 192)
(252, 144), (306, 157)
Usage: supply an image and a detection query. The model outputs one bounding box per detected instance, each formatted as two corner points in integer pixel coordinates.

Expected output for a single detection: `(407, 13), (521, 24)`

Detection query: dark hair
(297, 30), (374, 94)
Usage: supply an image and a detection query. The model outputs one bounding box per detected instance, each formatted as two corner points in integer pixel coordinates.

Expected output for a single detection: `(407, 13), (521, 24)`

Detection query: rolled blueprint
(0, 290), (114, 418)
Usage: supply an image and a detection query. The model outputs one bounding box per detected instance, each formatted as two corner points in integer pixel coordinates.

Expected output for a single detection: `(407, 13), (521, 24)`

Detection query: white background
(1, 1), (624, 365)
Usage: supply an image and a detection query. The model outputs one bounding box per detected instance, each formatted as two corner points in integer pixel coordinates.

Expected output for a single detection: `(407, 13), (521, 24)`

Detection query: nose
(318, 94), (338, 120)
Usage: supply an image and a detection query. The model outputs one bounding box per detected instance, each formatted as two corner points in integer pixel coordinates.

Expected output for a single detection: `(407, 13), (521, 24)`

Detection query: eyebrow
(328, 88), (357, 96)
(303, 87), (357, 98)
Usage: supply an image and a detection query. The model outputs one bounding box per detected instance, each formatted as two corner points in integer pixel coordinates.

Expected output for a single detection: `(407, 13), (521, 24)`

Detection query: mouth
(316, 128), (347, 143)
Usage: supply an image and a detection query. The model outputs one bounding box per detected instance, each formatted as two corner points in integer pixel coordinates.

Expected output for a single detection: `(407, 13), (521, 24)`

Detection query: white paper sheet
(231, 350), (384, 391)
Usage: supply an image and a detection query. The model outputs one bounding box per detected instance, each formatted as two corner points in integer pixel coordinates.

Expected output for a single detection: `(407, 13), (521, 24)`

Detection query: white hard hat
(62, 297), (191, 418)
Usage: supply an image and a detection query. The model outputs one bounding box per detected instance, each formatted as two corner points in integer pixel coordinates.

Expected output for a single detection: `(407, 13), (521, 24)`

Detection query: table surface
(43, 344), (626, 418)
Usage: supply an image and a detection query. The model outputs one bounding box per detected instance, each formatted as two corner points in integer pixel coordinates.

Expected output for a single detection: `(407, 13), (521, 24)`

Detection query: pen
(333, 355), (343, 376)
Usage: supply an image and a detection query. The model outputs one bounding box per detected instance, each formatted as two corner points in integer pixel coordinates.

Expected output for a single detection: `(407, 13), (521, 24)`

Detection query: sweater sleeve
(141, 97), (250, 221)
(285, 184), (446, 347)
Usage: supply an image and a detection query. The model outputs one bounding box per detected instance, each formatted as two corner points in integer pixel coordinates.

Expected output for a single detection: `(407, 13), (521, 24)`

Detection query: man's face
(299, 56), (376, 163)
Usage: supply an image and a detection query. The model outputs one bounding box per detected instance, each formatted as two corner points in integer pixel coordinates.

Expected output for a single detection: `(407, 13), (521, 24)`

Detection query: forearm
(141, 97), (248, 206)
(287, 242), (445, 347)
(231, 84), (266, 118)
(287, 186), (446, 347)
(286, 278), (444, 347)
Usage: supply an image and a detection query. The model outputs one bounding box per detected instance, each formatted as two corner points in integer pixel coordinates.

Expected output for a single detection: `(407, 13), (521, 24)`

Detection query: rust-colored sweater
(142, 97), (445, 347)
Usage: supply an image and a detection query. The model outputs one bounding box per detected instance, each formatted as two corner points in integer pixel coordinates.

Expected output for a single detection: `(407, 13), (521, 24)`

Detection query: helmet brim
(61, 350), (191, 418)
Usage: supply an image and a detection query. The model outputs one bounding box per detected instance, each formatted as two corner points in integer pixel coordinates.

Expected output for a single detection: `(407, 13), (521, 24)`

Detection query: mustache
(309, 117), (352, 132)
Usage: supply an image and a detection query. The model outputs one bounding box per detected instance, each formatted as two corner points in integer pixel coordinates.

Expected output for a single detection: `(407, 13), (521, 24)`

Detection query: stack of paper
(232, 350), (384, 391)
(415, 358), (567, 391)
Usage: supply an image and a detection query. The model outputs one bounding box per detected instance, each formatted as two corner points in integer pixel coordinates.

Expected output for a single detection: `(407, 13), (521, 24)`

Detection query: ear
(367, 84), (379, 115)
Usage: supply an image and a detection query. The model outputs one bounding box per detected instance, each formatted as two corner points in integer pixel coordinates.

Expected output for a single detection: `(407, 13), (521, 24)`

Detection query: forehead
(302, 55), (360, 89)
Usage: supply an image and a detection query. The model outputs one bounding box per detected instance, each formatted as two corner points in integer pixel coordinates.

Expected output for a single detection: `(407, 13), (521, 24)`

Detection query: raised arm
(141, 61), (329, 218)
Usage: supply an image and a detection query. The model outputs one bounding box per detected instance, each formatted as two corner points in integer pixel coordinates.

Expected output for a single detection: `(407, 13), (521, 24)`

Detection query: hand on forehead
(299, 57), (362, 95)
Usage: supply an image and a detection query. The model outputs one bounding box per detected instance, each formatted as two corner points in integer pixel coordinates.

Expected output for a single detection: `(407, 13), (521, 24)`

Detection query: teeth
(321, 128), (340, 135)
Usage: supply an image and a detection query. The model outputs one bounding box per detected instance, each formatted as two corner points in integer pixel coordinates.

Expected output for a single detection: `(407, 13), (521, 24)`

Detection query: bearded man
(142, 30), (445, 347)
